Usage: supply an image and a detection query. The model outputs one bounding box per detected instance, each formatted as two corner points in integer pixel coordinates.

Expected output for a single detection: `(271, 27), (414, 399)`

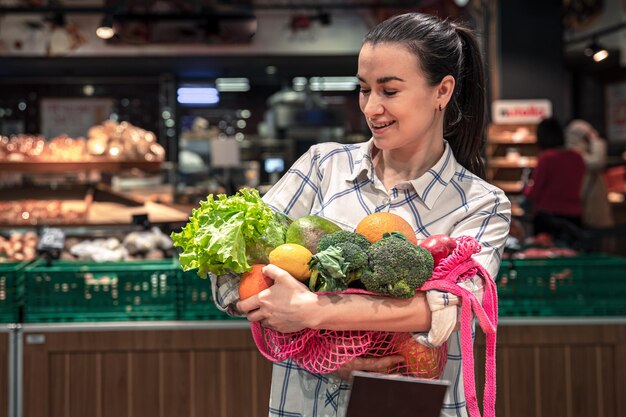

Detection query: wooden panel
(102, 352), (129, 417)
(69, 353), (99, 417)
(194, 351), (222, 417)
(162, 351), (192, 417)
(22, 328), (272, 417)
(474, 324), (626, 417)
(507, 347), (537, 417)
(0, 332), (8, 417)
(538, 347), (567, 417)
(130, 352), (160, 417)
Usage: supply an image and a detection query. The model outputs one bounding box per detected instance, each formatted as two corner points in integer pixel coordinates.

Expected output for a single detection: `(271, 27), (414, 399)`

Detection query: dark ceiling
(0, 54), (358, 83)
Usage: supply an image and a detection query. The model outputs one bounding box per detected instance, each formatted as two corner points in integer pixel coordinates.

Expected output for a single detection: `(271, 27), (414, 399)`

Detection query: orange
(268, 243), (313, 281)
(355, 212), (417, 245)
(238, 264), (273, 300)
(396, 338), (446, 378)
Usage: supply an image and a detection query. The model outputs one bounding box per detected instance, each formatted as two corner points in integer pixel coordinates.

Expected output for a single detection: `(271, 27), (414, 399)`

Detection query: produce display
(0, 121), (165, 163)
(61, 227), (174, 262)
(87, 120), (165, 161)
(0, 200), (87, 225)
(0, 231), (38, 262)
(504, 232), (579, 260)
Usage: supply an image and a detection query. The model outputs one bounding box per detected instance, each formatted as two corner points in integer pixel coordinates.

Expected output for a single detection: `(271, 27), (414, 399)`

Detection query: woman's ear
(436, 75), (455, 110)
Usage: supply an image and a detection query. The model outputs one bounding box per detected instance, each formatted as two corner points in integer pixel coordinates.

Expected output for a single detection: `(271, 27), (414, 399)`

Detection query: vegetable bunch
(308, 231), (435, 298)
(171, 188), (290, 277)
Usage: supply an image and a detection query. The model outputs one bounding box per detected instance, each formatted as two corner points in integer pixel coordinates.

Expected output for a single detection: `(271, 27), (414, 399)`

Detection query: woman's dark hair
(536, 117), (565, 150)
(363, 13), (486, 177)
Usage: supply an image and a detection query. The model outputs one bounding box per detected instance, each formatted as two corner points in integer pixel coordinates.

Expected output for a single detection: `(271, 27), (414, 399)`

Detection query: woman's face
(357, 42), (440, 152)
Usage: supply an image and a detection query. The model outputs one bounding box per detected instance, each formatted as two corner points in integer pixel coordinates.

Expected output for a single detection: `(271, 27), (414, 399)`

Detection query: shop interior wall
(497, 0), (572, 122)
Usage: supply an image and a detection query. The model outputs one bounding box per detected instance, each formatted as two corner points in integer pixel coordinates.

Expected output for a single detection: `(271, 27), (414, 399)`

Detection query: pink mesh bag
(250, 235), (498, 417)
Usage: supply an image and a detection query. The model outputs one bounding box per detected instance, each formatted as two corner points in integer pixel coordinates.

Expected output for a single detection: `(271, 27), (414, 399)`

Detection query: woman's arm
(237, 264), (432, 333)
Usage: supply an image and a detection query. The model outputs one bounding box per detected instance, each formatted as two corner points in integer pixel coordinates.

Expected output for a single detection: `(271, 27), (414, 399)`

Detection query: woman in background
(565, 119), (614, 229)
(525, 117), (586, 241)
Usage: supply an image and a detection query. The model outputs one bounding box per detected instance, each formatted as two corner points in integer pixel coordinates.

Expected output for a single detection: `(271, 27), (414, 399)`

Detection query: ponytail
(446, 24), (486, 178)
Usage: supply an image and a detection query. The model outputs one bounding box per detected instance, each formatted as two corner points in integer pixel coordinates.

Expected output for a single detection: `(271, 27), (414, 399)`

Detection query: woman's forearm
(308, 291), (432, 333)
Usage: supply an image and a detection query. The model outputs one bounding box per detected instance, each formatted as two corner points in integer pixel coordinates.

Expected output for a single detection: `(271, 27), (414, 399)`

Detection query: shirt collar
(345, 139), (457, 210)
(344, 139), (375, 182)
(410, 141), (457, 210)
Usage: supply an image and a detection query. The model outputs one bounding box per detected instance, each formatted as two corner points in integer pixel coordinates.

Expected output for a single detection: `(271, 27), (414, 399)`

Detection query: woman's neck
(373, 139), (445, 190)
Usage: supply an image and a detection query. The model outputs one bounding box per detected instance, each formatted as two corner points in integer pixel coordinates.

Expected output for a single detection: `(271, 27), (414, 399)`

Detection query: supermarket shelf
(492, 180), (524, 193)
(487, 136), (537, 144)
(488, 157), (537, 168)
(0, 160), (162, 173)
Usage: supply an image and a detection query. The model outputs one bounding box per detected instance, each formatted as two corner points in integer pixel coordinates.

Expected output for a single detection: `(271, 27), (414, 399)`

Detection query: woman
(213, 13), (510, 417)
(565, 119), (614, 228)
(524, 117), (586, 241)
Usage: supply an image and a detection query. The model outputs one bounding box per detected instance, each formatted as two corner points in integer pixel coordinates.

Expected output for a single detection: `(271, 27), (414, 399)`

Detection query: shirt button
(331, 383), (339, 390)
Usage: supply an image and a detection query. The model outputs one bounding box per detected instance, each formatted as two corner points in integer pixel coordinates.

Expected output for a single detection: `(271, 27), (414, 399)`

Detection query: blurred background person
(565, 119), (614, 229)
(524, 117), (586, 243)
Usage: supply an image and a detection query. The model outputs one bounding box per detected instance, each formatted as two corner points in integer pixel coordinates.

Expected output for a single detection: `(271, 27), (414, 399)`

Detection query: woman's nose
(362, 96), (384, 117)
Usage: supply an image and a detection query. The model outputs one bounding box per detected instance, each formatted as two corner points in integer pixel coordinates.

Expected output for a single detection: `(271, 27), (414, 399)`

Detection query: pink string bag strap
(420, 236), (498, 417)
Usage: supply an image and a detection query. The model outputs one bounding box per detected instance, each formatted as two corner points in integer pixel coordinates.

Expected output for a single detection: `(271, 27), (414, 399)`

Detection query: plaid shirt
(212, 139), (511, 417)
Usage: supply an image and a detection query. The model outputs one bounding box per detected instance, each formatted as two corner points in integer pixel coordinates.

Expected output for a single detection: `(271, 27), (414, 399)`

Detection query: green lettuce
(171, 188), (290, 277)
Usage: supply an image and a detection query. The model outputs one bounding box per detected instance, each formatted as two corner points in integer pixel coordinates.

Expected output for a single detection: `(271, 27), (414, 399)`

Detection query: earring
(438, 104), (442, 112)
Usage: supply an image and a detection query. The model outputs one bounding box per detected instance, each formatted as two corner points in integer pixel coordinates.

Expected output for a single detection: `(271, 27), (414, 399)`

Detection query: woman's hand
(237, 264), (319, 333)
(331, 355), (405, 380)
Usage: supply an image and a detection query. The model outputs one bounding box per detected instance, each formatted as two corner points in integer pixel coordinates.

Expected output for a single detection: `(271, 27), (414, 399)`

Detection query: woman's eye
(383, 90), (397, 97)
(358, 87), (370, 95)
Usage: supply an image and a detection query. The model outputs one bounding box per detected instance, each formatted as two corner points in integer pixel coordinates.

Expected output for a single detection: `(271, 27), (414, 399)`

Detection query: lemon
(269, 243), (313, 281)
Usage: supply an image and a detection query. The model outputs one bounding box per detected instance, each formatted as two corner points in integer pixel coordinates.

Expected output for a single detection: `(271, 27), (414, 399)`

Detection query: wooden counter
(14, 319), (626, 417)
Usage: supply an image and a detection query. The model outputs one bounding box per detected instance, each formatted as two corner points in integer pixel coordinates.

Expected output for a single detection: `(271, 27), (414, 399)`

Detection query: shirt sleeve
(210, 272), (245, 317)
(449, 188), (511, 280)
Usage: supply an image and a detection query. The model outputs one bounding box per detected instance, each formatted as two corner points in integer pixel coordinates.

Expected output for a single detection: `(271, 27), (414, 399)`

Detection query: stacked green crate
(496, 255), (626, 316)
(0, 261), (28, 323)
(177, 268), (243, 321)
(22, 259), (179, 322)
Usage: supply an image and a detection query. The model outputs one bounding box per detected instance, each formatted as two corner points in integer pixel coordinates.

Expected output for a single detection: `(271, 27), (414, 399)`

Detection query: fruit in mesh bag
(394, 337), (446, 379)
(269, 243), (313, 281)
(239, 264), (273, 300)
(355, 212), (417, 245)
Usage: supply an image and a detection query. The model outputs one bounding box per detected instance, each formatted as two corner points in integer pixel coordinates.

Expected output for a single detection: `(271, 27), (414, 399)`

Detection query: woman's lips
(369, 120), (396, 133)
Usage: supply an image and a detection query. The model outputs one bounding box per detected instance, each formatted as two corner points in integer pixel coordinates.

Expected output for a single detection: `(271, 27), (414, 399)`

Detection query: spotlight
(96, 15), (115, 40)
(584, 40), (609, 62)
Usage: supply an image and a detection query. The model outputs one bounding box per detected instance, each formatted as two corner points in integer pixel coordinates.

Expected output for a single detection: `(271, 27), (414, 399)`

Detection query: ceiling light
(584, 40), (609, 62)
(216, 78), (250, 92)
(96, 15), (115, 40)
(177, 87), (219, 105)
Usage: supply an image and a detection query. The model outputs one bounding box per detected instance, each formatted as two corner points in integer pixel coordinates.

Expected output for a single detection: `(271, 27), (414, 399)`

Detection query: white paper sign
(41, 98), (114, 138)
(606, 82), (626, 143)
(210, 138), (241, 168)
(492, 99), (552, 124)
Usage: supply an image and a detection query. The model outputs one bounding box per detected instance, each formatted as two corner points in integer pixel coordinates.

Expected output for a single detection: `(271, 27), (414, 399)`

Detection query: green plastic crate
(22, 259), (179, 323)
(0, 261), (28, 323)
(177, 268), (244, 321)
(496, 255), (626, 316)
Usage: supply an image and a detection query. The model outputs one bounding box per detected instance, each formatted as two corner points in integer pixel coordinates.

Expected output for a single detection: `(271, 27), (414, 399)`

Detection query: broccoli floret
(317, 230), (371, 253)
(308, 238), (371, 291)
(361, 234), (434, 298)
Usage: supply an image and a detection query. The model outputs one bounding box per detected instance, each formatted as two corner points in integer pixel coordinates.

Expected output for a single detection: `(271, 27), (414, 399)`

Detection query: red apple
(419, 234), (457, 267)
